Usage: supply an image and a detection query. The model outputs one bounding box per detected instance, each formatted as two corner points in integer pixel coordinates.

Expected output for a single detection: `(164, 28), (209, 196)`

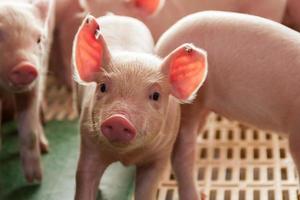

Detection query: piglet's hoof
(21, 151), (43, 183)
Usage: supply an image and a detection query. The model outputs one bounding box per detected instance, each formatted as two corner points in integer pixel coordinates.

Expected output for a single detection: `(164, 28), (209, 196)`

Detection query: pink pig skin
(73, 15), (208, 200)
(0, 0), (55, 182)
(155, 11), (300, 199)
(82, 0), (287, 40)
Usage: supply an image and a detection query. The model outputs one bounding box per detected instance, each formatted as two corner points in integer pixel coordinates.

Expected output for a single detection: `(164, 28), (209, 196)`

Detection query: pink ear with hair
(163, 44), (208, 102)
(133, 0), (163, 15)
(73, 15), (110, 83)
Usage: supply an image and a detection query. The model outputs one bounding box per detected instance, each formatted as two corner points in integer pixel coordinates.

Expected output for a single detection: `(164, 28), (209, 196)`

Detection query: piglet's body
(83, 0), (287, 40)
(156, 11), (300, 199)
(73, 15), (207, 200)
(0, 0), (55, 182)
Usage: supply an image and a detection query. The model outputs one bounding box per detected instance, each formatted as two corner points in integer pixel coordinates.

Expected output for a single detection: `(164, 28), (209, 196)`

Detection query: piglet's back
(98, 15), (154, 54)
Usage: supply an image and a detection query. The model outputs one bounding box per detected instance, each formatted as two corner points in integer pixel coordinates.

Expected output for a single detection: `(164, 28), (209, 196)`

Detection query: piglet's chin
(100, 114), (136, 144)
(7, 80), (36, 93)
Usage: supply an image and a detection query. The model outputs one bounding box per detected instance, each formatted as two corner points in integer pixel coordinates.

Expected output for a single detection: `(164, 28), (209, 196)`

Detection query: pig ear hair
(129, 0), (165, 16)
(162, 43), (208, 103)
(32, 0), (52, 23)
(72, 14), (110, 84)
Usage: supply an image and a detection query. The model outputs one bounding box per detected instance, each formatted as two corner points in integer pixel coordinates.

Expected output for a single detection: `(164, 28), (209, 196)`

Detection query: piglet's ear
(161, 43), (208, 102)
(126, 0), (164, 16)
(72, 15), (110, 83)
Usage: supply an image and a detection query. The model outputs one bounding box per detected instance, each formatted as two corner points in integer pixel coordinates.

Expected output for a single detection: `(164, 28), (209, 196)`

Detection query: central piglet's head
(0, 0), (51, 92)
(73, 15), (208, 150)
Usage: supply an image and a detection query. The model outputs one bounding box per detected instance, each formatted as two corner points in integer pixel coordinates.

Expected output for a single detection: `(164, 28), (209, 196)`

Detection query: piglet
(156, 11), (300, 199)
(0, 0), (55, 182)
(81, 0), (287, 40)
(72, 14), (207, 200)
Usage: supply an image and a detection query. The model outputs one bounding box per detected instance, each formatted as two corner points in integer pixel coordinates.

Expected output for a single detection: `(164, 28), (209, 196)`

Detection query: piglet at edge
(82, 0), (287, 40)
(0, 0), (55, 182)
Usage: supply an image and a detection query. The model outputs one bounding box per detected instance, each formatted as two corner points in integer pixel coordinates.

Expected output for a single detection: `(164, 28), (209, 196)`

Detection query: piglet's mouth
(100, 114), (136, 144)
(7, 78), (37, 92)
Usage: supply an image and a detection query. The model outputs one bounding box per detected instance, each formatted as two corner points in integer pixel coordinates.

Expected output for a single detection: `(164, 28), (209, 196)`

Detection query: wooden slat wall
(157, 114), (299, 200)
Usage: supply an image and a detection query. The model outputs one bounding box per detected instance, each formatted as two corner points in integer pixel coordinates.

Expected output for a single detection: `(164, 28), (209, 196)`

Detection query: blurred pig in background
(73, 14), (207, 200)
(81, 0), (287, 40)
(155, 11), (300, 199)
(50, 0), (85, 89)
(0, 0), (55, 182)
(53, 0), (288, 89)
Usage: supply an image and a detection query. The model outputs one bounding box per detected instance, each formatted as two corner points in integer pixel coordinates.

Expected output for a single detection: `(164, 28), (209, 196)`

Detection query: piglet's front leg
(135, 158), (169, 200)
(75, 140), (111, 200)
(15, 88), (47, 182)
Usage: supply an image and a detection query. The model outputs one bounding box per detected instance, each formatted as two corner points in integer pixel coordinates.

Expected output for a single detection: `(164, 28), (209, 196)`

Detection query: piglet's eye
(37, 36), (42, 44)
(149, 92), (160, 101)
(100, 83), (107, 93)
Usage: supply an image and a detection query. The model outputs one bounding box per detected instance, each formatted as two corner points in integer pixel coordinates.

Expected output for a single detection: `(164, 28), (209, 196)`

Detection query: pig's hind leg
(172, 103), (209, 200)
(286, 97), (300, 198)
(289, 128), (300, 198)
(38, 124), (49, 153)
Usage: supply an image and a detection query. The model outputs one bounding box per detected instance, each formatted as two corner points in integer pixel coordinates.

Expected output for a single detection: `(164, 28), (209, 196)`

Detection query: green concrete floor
(0, 120), (134, 200)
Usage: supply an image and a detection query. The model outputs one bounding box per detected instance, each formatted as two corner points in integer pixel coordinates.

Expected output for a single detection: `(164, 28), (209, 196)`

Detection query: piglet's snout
(101, 114), (136, 143)
(9, 62), (38, 86)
